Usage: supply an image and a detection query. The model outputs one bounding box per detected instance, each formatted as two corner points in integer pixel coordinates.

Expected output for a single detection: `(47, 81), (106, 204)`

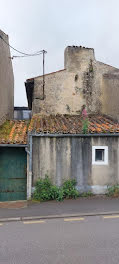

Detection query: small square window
(95, 149), (104, 161)
(92, 146), (108, 165)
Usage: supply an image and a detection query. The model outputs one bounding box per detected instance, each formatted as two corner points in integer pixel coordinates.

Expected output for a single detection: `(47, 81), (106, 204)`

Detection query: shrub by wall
(33, 176), (79, 202)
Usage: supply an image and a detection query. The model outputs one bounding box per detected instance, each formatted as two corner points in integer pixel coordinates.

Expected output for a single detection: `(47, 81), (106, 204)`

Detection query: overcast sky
(0, 0), (119, 106)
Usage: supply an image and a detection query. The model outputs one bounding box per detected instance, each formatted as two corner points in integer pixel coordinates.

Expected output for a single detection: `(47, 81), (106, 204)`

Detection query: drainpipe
(25, 133), (32, 199)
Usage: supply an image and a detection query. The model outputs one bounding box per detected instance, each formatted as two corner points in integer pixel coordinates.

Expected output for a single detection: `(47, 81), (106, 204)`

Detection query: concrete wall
(32, 46), (119, 117)
(0, 30), (14, 124)
(32, 136), (92, 187)
(32, 136), (119, 194)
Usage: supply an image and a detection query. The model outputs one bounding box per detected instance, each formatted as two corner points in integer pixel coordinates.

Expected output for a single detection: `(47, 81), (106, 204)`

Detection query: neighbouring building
(14, 107), (31, 120)
(0, 29), (14, 124)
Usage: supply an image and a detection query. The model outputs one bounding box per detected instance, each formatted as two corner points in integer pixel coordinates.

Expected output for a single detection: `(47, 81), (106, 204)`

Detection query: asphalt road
(1, 215), (119, 264)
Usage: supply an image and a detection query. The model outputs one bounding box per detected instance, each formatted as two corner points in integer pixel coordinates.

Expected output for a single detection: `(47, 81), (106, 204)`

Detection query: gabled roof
(25, 69), (66, 110)
(26, 69), (66, 82)
(0, 115), (119, 145)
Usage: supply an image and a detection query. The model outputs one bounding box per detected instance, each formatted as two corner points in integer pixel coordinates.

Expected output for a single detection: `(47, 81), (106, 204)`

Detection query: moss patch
(0, 120), (13, 142)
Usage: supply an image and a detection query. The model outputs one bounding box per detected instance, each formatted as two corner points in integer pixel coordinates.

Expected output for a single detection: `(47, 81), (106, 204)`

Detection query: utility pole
(42, 49), (47, 99)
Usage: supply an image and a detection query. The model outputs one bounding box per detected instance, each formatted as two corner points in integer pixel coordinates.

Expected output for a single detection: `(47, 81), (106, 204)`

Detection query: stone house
(0, 29), (14, 124)
(24, 46), (119, 197)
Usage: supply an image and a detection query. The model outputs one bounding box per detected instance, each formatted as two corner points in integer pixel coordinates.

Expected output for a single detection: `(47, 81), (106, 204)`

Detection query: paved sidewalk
(0, 196), (119, 221)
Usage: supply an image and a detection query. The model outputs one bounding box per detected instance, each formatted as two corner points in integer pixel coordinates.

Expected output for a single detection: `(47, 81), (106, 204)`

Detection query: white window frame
(92, 146), (108, 165)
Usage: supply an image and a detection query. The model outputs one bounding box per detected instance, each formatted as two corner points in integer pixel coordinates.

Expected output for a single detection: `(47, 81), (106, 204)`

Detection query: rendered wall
(0, 30), (14, 124)
(101, 73), (119, 121)
(91, 136), (119, 193)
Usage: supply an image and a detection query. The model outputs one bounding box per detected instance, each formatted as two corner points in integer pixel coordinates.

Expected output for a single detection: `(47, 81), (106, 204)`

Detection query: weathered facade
(0, 30), (14, 124)
(26, 46), (119, 120)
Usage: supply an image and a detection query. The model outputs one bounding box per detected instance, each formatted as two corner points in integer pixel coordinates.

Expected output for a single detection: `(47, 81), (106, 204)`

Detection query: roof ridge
(26, 69), (66, 82)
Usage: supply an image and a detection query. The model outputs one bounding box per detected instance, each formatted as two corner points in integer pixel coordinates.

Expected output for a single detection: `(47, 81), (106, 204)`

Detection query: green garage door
(0, 147), (27, 201)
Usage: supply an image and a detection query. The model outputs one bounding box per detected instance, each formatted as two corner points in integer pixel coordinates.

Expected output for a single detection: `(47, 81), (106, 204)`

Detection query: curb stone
(1, 211), (119, 223)
(0, 217), (21, 222)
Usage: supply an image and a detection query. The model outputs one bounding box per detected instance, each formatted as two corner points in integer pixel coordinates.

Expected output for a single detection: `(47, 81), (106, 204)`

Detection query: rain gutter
(0, 144), (27, 147)
(25, 134), (32, 199)
(28, 133), (119, 138)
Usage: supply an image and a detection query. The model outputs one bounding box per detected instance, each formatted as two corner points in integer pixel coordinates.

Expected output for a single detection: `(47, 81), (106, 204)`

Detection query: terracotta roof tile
(0, 120), (29, 145)
(0, 114), (119, 145)
(28, 114), (119, 135)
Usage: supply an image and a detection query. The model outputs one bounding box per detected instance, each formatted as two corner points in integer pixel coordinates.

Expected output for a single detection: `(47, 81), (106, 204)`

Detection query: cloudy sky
(0, 0), (119, 106)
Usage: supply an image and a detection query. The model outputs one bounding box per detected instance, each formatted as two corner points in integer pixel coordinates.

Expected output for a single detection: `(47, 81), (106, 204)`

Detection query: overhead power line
(0, 34), (46, 57)
(11, 52), (44, 59)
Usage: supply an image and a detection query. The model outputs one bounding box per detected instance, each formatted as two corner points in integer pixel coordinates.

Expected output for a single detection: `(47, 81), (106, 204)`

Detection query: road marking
(64, 217), (84, 222)
(104, 215), (119, 219)
(23, 220), (45, 224)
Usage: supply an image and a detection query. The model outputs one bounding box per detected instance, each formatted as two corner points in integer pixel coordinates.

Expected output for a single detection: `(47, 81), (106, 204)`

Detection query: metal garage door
(0, 147), (27, 201)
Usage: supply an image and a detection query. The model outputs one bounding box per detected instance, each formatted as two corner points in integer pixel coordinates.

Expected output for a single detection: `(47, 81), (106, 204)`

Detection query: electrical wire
(0, 34), (44, 56)
(11, 53), (43, 59)
(11, 50), (47, 59)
